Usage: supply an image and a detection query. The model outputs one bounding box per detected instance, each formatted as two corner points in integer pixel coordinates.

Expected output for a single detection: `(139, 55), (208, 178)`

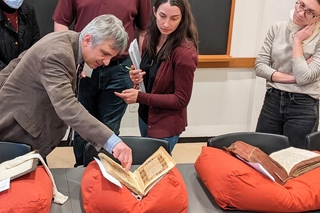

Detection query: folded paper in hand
(98, 146), (176, 197)
(225, 141), (320, 185)
(129, 39), (146, 92)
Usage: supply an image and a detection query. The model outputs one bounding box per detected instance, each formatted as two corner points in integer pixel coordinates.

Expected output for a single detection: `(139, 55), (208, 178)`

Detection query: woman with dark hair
(116, 0), (199, 153)
(0, 0), (40, 70)
(255, 0), (320, 148)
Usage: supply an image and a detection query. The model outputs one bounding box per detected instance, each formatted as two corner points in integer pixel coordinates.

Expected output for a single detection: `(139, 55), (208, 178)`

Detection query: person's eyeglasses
(295, 1), (320, 19)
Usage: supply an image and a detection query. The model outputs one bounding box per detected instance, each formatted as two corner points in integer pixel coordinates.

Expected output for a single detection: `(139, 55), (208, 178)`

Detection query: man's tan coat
(0, 31), (113, 157)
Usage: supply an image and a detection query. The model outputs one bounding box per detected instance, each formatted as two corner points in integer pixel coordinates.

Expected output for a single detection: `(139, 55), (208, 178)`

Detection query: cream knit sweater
(255, 10), (320, 99)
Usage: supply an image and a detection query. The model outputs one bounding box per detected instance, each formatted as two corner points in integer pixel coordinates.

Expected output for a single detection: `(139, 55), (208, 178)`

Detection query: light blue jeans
(139, 117), (180, 153)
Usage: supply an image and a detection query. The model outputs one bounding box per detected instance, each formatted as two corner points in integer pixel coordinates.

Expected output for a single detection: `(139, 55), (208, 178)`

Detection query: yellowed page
(133, 146), (176, 193)
(98, 153), (144, 196)
(269, 147), (320, 174)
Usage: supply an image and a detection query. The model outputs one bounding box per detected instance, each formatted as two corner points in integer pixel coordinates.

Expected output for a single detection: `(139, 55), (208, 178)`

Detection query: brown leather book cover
(225, 141), (320, 185)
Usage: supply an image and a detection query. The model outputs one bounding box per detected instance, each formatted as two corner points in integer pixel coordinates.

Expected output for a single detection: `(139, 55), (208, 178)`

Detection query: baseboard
(58, 136), (213, 147)
(177, 137), (212, 143)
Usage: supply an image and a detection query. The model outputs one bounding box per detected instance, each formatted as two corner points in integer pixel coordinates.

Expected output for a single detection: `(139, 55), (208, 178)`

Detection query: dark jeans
(256, 88), (319, 148)
(73, 57), (133, 166)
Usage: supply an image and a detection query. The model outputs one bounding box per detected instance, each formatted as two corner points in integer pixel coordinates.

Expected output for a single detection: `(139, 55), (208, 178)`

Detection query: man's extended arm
(54, 22), (69, 32)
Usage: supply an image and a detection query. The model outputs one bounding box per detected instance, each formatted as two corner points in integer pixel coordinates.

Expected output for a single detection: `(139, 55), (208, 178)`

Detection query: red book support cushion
(194, 146), (320, 212)
(81, 161), (188, 213)
(0, 166), (53, 213)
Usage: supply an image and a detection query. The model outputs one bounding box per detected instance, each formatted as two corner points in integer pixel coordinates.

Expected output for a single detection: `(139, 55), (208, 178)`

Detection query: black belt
(270, 88), (316, 100)
(269, 88), (285, 94)
(108, 57), (128, 66)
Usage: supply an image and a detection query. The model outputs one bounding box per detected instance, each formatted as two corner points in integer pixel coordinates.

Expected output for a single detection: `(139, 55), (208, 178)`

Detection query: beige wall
(119, 0), (297, 137)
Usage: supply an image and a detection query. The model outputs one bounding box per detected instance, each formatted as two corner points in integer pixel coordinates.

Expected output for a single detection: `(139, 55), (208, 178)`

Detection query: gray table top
(50, 163), (320, 213)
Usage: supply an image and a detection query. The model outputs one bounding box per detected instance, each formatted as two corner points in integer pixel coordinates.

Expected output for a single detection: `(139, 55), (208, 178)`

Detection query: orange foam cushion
(194, 146), (320, 212)
(81, 161), (188, 213)
(0, 166), (53, 213)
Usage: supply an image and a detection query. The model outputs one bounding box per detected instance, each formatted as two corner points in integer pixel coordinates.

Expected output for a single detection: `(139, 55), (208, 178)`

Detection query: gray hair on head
(80, 14), (128, 54)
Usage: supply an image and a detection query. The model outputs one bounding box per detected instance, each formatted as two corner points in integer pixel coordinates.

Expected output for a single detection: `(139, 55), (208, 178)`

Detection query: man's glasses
(295, 1), (320, 20)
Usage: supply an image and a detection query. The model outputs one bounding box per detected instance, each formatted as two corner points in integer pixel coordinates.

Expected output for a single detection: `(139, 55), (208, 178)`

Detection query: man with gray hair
(53, 0), (151, 167)
(0, 14), (133, 171)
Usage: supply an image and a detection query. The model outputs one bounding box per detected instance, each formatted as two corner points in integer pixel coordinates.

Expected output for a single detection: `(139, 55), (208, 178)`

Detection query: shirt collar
(77, 37), (83, 64)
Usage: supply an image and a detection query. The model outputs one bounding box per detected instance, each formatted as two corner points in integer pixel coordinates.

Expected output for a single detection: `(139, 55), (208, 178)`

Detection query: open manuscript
(98, 146), (176, 197)
(225, 141), (320, 185)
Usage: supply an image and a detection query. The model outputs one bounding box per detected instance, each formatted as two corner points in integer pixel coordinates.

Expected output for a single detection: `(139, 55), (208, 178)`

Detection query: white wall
(119, 0), (295, 137)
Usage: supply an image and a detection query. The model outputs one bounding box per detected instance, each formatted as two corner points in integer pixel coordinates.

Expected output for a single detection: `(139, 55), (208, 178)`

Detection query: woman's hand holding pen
(126, 66), (146, 89)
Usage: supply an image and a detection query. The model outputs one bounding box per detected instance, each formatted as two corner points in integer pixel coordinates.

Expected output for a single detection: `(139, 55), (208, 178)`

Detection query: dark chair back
(0, 141), (32, 163)
(207, 132), (290, 155)
(83, 136), (170, 166)
(306, 131), (320, 151)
